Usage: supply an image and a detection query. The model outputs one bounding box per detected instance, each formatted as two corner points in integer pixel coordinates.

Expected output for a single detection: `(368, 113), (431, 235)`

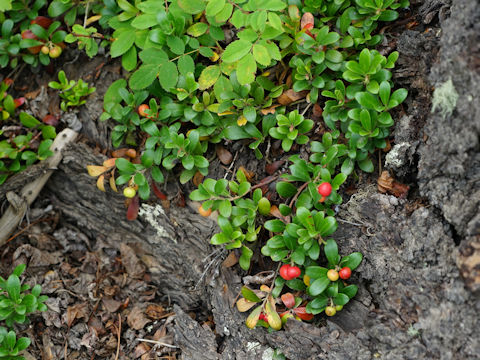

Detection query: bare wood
(0, 128), (78, 246)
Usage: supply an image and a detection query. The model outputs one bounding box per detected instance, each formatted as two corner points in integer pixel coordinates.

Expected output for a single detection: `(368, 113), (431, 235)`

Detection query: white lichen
(246, 342), (261, 352)
(431, 78), (459, 118)
(138, 204), (176, 243)
(262, 347), (274, 360)
(385, 142), (410, 168)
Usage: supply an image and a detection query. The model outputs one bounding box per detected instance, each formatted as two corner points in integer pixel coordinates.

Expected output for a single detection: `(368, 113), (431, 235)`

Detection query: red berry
(287, 266), (301, 280)
(259, 313), (267, 322)
(339, 267), (351, 280)
(280, 264), (292, 280)
(317, 182), (332, 197)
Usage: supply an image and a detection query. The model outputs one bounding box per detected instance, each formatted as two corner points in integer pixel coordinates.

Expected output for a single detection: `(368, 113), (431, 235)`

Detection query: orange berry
(138, 104), (149, 117)
(198, 204), (212, 217)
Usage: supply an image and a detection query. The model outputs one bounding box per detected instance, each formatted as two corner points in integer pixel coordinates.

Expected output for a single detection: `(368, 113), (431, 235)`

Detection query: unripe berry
(335, 305), (343, 311)
(198, 204), (212, 217)
(257, 197), (271, 215)
(138, 104), (149, 117)
(327, 269), (339, 281)
(41, 45), (50, 55)
(123, 187), (136, 198)
(49, 45), (62, 58)
(325, 306), (336, 316)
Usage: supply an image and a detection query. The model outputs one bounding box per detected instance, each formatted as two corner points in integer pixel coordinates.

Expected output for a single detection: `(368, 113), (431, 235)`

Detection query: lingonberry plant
(48, 70), (96, 111)
(0, 79), (57, 185)
(0, 264), (48, 359)
(79, 0), (410, 331)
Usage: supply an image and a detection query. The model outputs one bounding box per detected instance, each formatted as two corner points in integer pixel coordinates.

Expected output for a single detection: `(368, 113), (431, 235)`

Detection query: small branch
(115, 314), (121, 360)
(137, 338), (178, 349)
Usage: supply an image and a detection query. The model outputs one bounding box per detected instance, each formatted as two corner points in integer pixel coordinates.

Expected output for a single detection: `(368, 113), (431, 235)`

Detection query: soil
(1, 0), (479, 359)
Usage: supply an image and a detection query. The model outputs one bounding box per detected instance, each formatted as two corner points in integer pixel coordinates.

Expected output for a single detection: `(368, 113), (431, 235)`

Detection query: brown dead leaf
(222, 252), (238, 268)
(192, 171), (204, 187)
(260, 104), (281, 115)
(377, 171), (409, 198)
(120, 243), (146, 279)
(102, 298), (122, 313)
(269, 205), (290, 223)
(277, 89), (308, 105)
(312, 103), (323, 121)
(111, 148), (128, 158)
(134, 343), (151, 359)
(239, 166), (255, 182)
(127, 306), (151, 330)
(126, 195), (139, 221)
(66, 302), (89, 327)
(109, 171), (118, 192)
(88, 316), (106, 336)
(145, 304), (167, 320)
(265, 160), (285, 175)
(216, 145), (233, 165)
(24, 88), (42, 100)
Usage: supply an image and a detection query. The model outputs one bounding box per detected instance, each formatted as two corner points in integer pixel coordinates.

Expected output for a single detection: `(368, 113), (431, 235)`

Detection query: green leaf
(206, 0), (225, 16)
(264, 219), (285, 233)
(252, 44), (271, 66)
(355, 92), (381, 110)
(12, 264), (26, 277)
(305, 266), (328, 279)
(198, 65), (221, 90)
(333, 293), (350, 306)
(341, 284), (358, 298)
(358, 158), (374, 173)
(236, 53), (257, 85)
(16, 337), (30, 351)
(116, 158), (136, 174)
(129, 64), (159, 90)
(324, 239), (339, 265)
(239, 245), (253, 270)
(187, 23), (209, 37)
(331, 173), (347, 189)
(110, 31), (136, 58)
(340, 252), (363, 270)
(308, 277), (330, 296)
(177, 55), (195, 75)
(241, 286), (261, 302)
(219, 199), (232, 217)
(159, 62), (178, 91)
(178, 0), (206, 14)
(276, 182), (297, 198)
(221, 40), (252, 63)
(6, 274), (20, 303)
(19, 112), (40, 128)
(167, 36), (185, 55)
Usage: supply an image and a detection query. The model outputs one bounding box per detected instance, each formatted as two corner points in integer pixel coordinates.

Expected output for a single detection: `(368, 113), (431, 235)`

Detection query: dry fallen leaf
(87, 165), (107, 177)
(277, 89), (308, 105)
(66, 302), (89, 327)
(265, 160), (285, 175)
(193, 171), (205, 187)
(120, 243), (145, 279)
(145, 304), (167, 320)
(377, 171), (409, 198)
(239, 166), (255, 182)
(111, 148), (128, 158)
(97, 175), (106, 192)
(236, 298), (258, 312)
(260, 104), (281, 115)
(102, 298), (122, 313)
(103, 157), (117, 168)
(222, 252), (238, 268)
(127, 306), (151, 330)
(216, 145), (233, 165)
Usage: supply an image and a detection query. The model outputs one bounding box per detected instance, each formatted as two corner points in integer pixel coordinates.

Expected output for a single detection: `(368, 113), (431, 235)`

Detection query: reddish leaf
(281, 293), (295, 309)
(42, 114), (59, 126)
(312, 103), (323, 120)
(301, 12), (314, 30)
(152, 182), (167, 200)
(127, 196), (139, 221)
(3, 78), (13, 86)
(293, 307), (314, 321)
(13, 97), (25, 108)
(265, 160), (285, 175)
(31, 16), (53, 29)
(193, 171), (204, 187)
(111, 148), (128, 158)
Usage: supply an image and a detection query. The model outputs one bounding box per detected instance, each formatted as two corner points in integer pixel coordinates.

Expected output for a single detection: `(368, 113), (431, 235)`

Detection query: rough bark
(2, 0), (478, 359)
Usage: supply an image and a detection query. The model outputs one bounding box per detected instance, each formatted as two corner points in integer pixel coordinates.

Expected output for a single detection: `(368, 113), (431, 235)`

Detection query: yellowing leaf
(87, 165), (107, 177)
(97, 175), (106, 192)
(219, 111), (234, 116)
(245, 305), (262, 329)
(210, 52), (220, 62)
(198, 65), (221, 90)
(265, 302), (282, 330)
(103, 158), (117, 168)
(109, 171), (118, 192)
(237, 115), (247, 126)
(236, 298), (257, 312)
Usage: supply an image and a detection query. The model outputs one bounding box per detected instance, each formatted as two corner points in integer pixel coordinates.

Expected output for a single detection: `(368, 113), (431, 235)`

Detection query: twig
(337, 218), (363, 227)
(223, 151), (239, 179)
(83, 1), (90, 28)
(4, 216), (54, 244)
(137, 338), (178, 349)
(115, 314), (121, 360)
(300, 102), (313, 117)
(288, 181), (309, 208)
